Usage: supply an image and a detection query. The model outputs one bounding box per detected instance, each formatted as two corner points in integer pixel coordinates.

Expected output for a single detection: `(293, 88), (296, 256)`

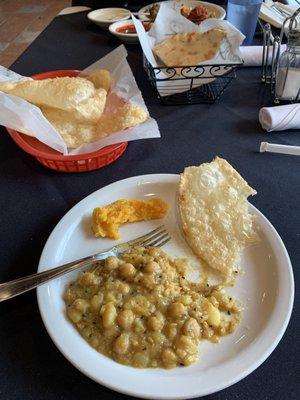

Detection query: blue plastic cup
(227, 0), (263, 45)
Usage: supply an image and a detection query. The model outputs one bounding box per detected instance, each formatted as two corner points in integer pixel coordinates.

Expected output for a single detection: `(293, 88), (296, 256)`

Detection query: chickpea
(176, 348), (186, 359)
(147, 316), (164, 331)
(164, 323), (177, 340)
(155, 311), (165, 323)
(73, 298), (89, 313)
(133, 318), (145, 334)
(117, 309), (134, 330)
(118, 263), (136, 279)
(117, 282), (130, 295)
(104, 292), (116, 303)
(114, 333), (130, 355)
(150, 332), (166, 344)
(141, 274), (156, 288)
(90, 294), (103, 311)
(79, 272), (99, 286)
(104, 256), (119, 271)
(132, 352), (149, 368)
(101, 302), (117, 328)
(131, 295), (151, 315)
(67, 308), (82, 323)
(182, 354), (198, 366)
(176, 335), (198, 355)
(104, 325), (119, 338)
(148, 248), (160, 258)
(182, 318), (201, 338)
(168, 302), (186, 319)
(144, 261), (161, 275)
(161, 349), (177, 368)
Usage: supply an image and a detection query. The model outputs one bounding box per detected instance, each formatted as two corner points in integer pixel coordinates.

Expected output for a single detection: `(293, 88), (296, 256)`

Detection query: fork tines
(128, 225), (170, 249)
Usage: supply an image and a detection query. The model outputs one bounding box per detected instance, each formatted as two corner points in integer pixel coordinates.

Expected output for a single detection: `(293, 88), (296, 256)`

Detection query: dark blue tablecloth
(0, 11), (299, 400)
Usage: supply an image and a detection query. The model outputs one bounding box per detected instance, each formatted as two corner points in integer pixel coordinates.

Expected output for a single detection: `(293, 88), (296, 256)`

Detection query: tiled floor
(0, 0), (71, 67)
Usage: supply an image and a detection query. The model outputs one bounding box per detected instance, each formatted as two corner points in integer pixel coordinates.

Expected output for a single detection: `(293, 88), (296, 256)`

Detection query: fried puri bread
(0, 77), (107, 121)
(85, 69), (111, 92)
(153, 29), (226, 67)
(179, 157), (258, 277)
(0, 69), (149, 148)
(41, 102), (148, 148)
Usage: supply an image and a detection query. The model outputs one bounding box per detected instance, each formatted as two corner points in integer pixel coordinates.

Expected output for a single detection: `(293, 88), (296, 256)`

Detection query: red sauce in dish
(116, 22), (150, 34)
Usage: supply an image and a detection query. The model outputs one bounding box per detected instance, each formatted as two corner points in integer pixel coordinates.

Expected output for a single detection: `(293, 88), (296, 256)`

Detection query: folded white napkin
(260, 1), (299, 28)
(260, 2), (285, 28)
(259, 103), (300, 131)
(240, 45), (286, 67)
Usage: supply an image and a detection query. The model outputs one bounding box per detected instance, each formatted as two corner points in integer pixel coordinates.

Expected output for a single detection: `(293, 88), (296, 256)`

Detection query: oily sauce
(116, 22), (150, 34)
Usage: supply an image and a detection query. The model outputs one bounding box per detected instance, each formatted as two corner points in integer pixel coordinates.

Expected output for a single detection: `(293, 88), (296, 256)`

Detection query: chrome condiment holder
(261, 8), (300, 103)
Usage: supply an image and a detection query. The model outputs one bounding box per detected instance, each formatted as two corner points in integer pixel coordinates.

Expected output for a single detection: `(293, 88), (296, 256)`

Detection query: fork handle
(0, 252), (111, 302)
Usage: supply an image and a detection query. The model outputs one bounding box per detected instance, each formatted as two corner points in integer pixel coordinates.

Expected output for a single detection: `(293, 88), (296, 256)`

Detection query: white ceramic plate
(37, 174), (294, 399)
(138, 1), (226, 22)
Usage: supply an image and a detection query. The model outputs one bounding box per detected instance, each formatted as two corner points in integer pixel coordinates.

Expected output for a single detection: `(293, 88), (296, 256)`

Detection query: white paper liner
(0, 45), (160, 155)
(0, 66), (30, 82)
(132, 2), (245, 96)
(0, 91), (68, 153)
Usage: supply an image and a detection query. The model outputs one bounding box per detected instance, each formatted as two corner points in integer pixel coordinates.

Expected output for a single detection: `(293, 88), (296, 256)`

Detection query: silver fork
(0, 225), (170, 302)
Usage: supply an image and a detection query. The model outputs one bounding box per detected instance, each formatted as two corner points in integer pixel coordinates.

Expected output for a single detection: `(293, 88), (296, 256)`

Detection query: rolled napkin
(259, 103), (300, 132)
(240, 45), (286, 67)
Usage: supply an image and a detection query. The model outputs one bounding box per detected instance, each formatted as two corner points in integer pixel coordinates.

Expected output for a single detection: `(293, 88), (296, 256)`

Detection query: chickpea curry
(64, 247), (241, 369)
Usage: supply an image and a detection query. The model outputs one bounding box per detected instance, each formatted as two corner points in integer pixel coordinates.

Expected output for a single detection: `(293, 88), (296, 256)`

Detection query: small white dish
(37, 174), (294, 399)
(87, 8), (130, 29)
(109, 20), (146, 44)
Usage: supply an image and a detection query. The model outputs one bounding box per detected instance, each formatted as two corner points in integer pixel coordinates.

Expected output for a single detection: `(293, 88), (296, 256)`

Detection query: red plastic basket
(6, 70), (128, 173)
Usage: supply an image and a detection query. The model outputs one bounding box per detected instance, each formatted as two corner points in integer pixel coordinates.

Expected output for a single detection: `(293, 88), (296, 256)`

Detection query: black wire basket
(143, 56), (243, 105)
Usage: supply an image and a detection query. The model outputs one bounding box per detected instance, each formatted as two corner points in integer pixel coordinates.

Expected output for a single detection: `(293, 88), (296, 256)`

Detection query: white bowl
(109, 20), (141, 44)
(87, 8), (130, 29)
